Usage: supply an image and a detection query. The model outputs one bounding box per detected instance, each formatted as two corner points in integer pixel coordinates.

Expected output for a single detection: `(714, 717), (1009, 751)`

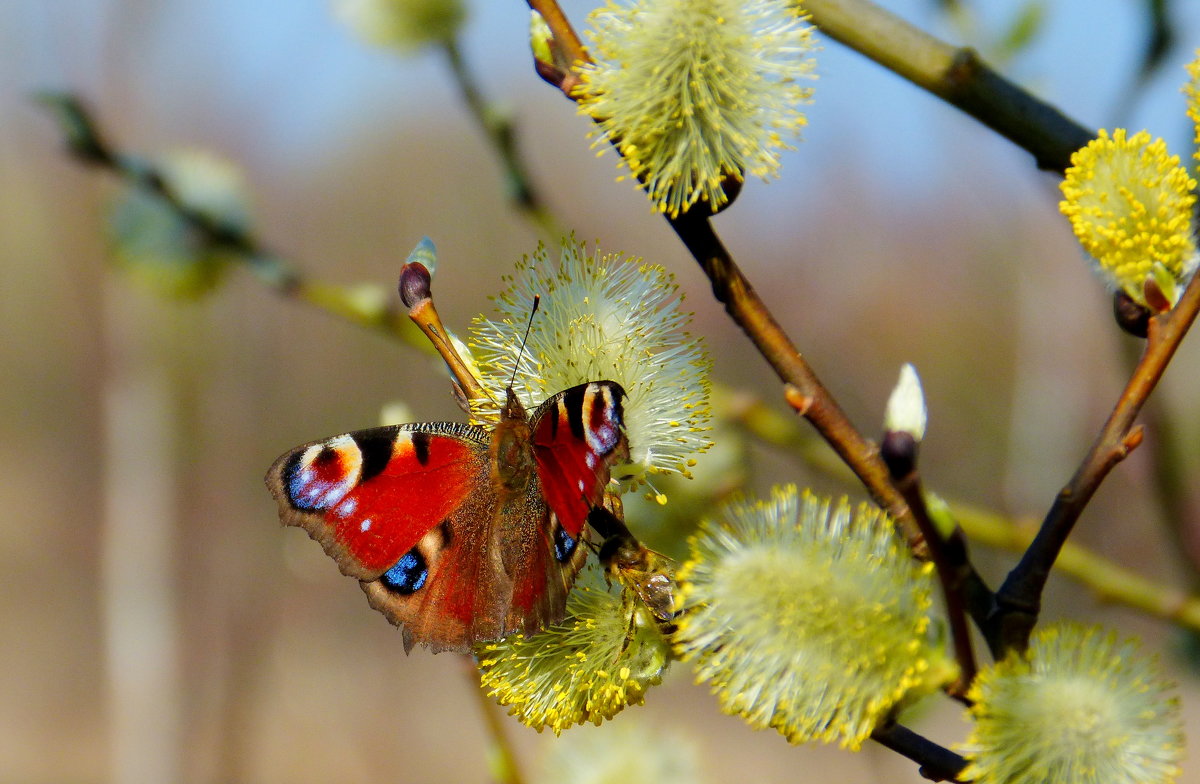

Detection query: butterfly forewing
(266, 422), (490, 580)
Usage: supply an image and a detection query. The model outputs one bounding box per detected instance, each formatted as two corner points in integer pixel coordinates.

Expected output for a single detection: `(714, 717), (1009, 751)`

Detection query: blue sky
(16, 0), (1200, 194)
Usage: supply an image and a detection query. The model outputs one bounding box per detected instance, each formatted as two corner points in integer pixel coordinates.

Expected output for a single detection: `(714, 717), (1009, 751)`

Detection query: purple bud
(1112, 290), (1150, 338)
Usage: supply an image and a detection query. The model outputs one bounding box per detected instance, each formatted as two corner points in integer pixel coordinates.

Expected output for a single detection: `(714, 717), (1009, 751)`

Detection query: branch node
(1121, 425), (1146, 455)
(784, 384), (814, 415)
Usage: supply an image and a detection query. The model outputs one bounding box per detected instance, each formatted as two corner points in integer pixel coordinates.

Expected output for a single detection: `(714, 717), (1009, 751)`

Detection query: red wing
(530, 381), (629, 541)
(265, 422), (489, 581)
(361, 489), (582, 654)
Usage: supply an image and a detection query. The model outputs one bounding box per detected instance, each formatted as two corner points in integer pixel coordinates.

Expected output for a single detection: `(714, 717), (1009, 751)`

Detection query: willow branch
(527, 0), (586, 66)
(959, 499), (1200, 631)
(801, 0), (1093, 173)
(40, 93), (428, 350)
(992, 271), (1200, 653)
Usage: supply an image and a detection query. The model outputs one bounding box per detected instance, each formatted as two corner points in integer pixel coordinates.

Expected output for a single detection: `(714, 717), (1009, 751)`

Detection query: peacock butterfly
(265, 380), (629, 653)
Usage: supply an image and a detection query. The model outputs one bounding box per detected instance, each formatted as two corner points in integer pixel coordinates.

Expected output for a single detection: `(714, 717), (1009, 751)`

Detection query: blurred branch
(1112, 0), (1175, 130)
(954, 499), (1200, 631)
(439, 39), (565, 238)
(1136, 0), (1175, 80)
(464, 659), (525, 784)
(1140, 392), (1200, 579)
(988, 277), (1200, 652)
(800, 0), (1094, 173)
(101, 353), (184, 784)
(40, 93), (429, 350)
(724, 391), (1200, 634)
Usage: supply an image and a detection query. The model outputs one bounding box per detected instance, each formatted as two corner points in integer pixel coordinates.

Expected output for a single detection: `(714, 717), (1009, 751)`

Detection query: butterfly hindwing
(362, 479), (583, 653)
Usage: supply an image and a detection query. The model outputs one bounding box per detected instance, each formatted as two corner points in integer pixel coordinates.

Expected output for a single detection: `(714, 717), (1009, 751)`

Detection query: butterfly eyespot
(552, 513), (579, 563)
(285, 436), (362, 511)
(583, 384), (624, 456)
(382, 549), (429, 595)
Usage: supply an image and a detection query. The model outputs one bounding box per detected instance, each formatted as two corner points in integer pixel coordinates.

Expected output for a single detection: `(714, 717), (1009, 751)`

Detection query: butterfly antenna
(508, 294), (540, 391)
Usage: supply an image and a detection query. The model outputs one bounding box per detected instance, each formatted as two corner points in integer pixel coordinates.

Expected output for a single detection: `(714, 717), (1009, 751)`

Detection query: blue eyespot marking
(554, 526), (577, 562)
(382, 550), (428, 594)
(284, 440), (358, 511)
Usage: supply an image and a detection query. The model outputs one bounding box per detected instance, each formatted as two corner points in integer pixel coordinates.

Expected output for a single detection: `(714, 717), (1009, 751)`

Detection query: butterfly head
(501, 386), (530, 424)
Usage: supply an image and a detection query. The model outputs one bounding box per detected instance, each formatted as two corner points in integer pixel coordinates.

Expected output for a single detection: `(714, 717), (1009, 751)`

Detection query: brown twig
(669, 213), (921, 547)
(527, 0), (587, 67)
(399, 260), (489, 404)
(730, 388), (1200, 632)
(992, 273), (1200, 653)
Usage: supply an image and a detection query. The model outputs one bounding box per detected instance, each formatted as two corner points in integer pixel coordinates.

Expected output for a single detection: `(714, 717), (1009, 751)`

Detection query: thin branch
(882, 434), (979, 698)
(958, 498), (1200, 631)
(801, 0), (1093, 173)
(439, 39), (564, 238)
(1118, 332), (1200, 585)
(40, 93), (429, 350)
(682, 218), (927, 548)
(992, 270), (1200, 653)
(871, 722), (967, 782)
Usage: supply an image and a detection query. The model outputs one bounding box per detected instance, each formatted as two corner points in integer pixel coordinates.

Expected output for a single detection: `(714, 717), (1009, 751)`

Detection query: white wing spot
(360, 519), (372, 532)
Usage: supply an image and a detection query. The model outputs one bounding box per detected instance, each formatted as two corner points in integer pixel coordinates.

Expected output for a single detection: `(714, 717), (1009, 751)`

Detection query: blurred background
(6, 0), (1200, 781)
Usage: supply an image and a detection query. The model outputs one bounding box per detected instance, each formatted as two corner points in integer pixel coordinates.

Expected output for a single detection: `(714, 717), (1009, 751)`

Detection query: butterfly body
(266, 381), (628, 653)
